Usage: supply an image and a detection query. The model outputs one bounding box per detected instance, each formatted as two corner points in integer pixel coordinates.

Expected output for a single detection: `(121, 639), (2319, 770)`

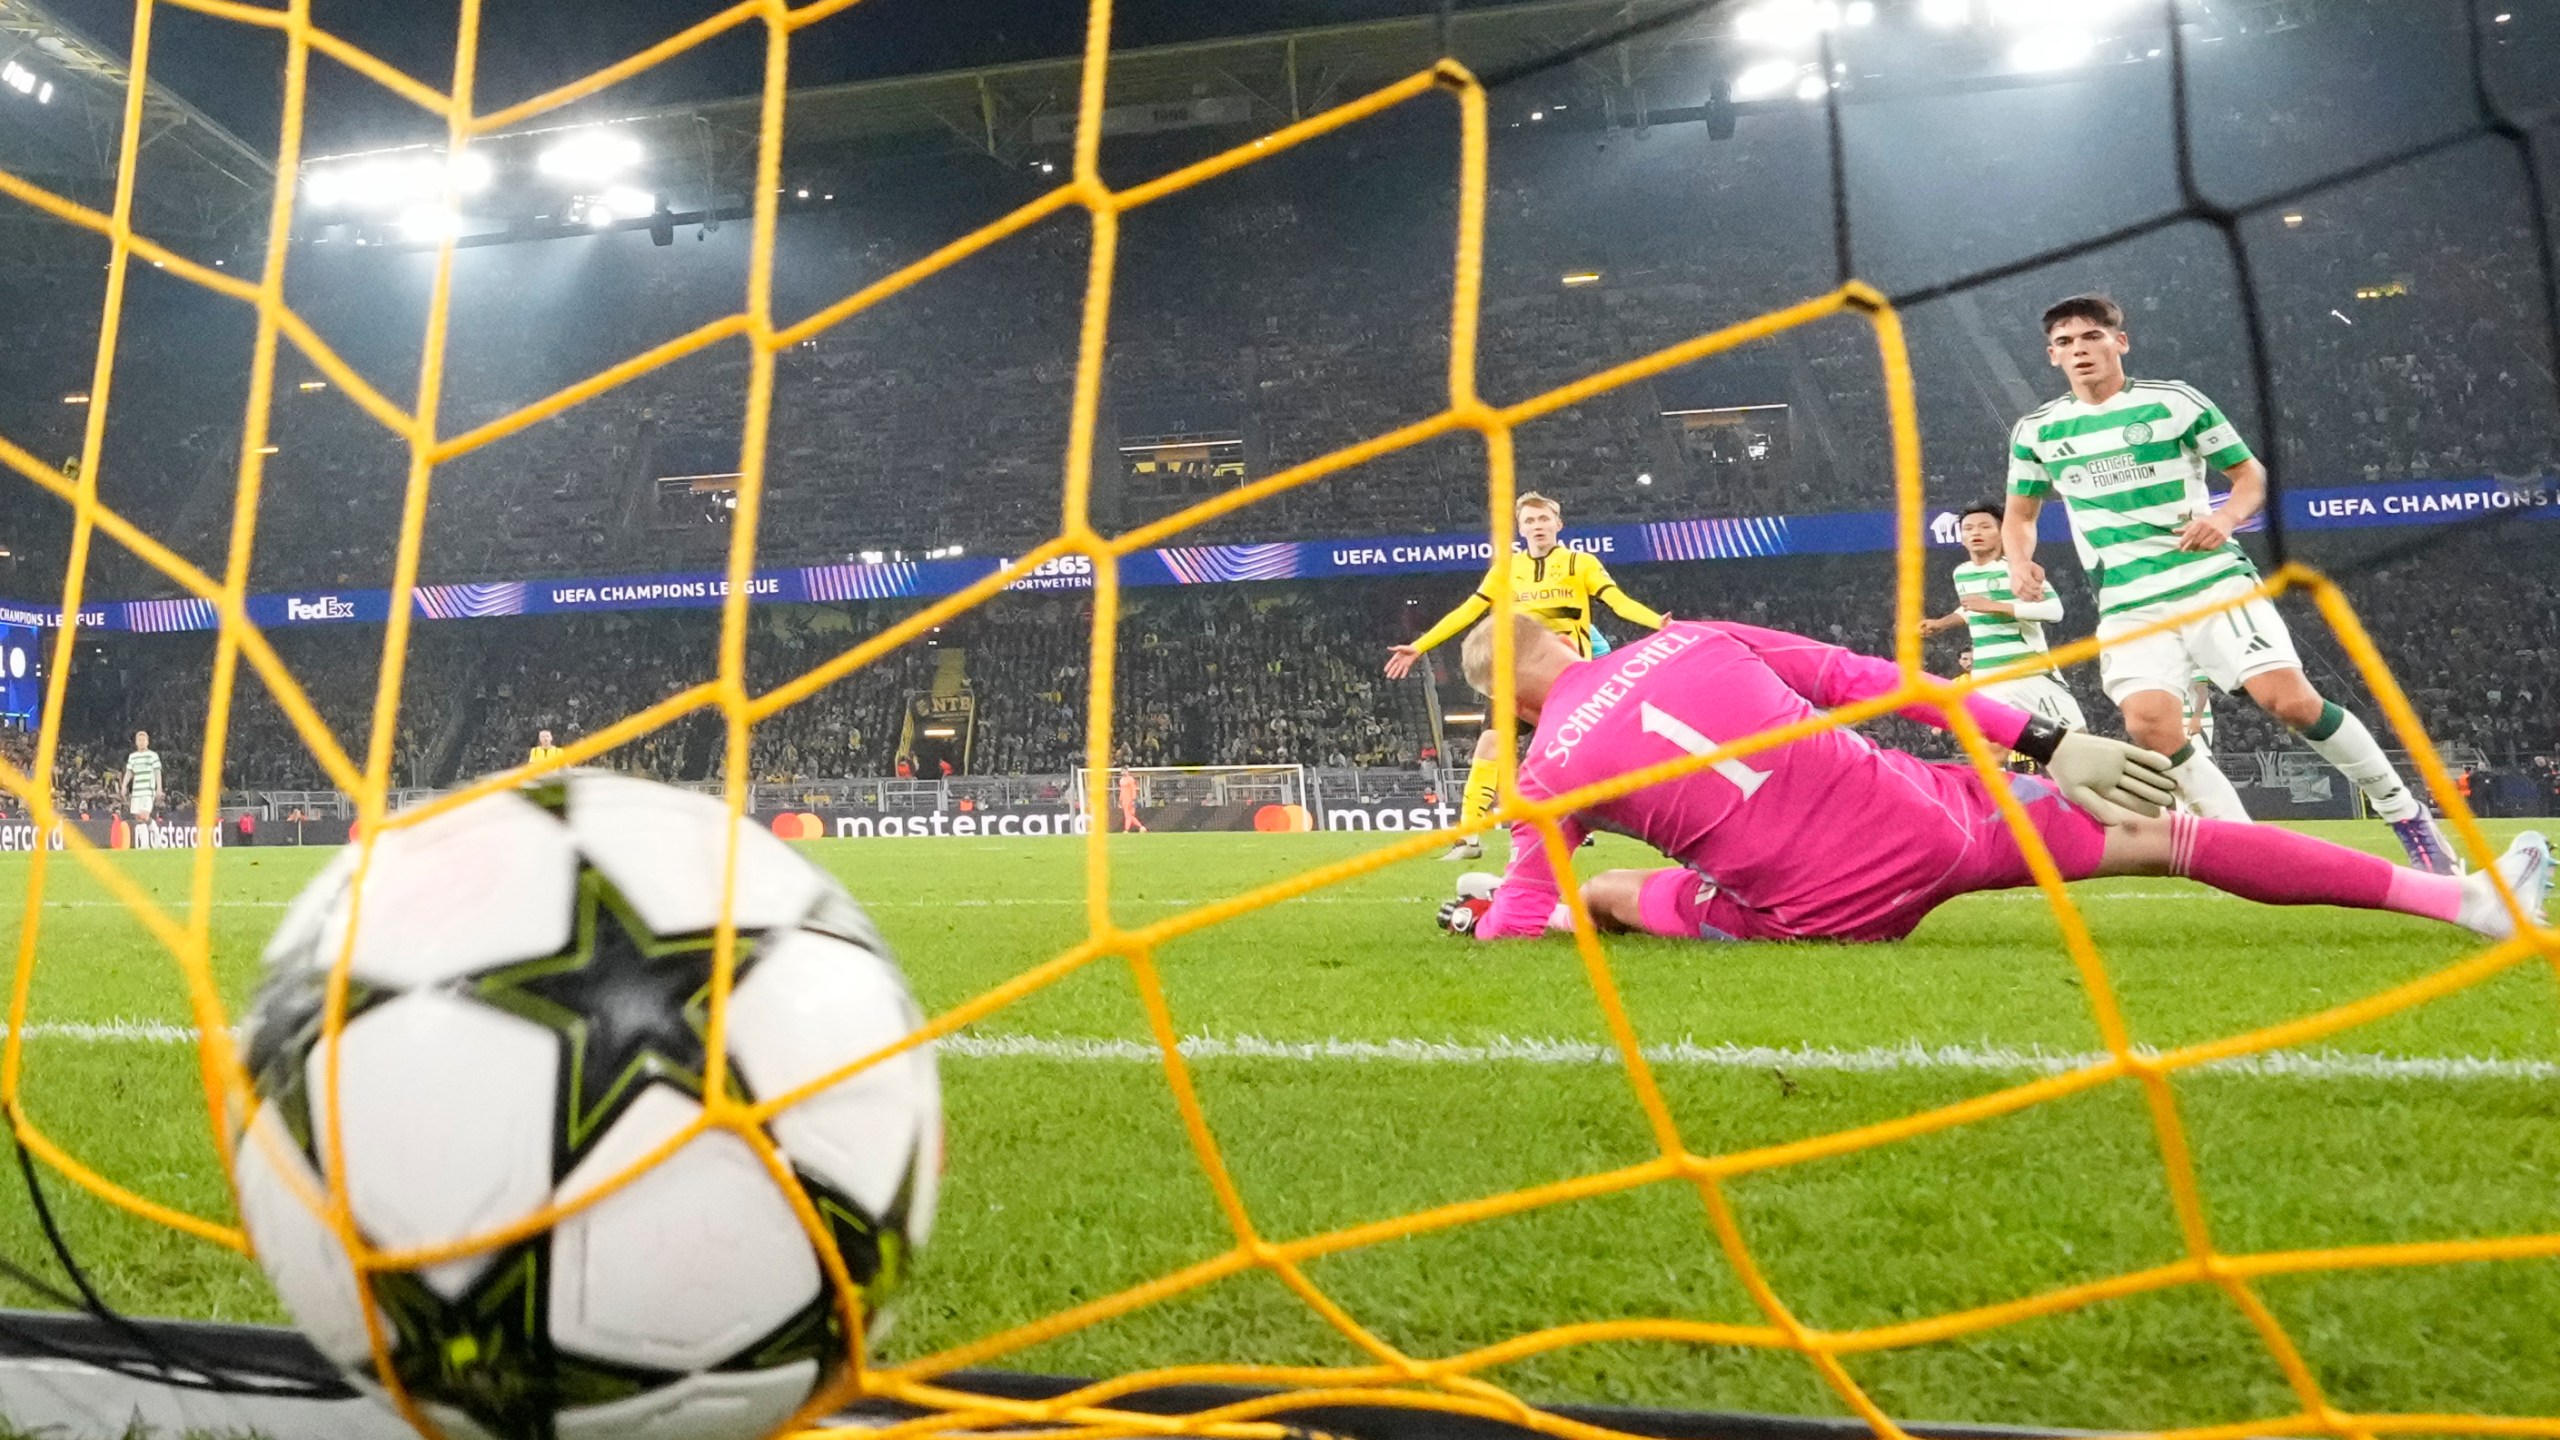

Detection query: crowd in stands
(0, 532), (2547, 811)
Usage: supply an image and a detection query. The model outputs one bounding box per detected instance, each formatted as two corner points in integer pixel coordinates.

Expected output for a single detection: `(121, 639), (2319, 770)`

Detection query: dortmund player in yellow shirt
(1384, 492), (1667, 859)
(528, 728), (565, 767)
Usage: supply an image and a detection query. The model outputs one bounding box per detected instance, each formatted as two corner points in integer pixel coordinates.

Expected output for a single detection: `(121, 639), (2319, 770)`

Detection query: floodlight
(397, 204), (467, 241)
(601, 185), (658, 221)
(536, 128), (644, 183)
(2009, 25), (2098, 71)
(1735, 0), (1838, 48)
(1732, 57), (1801, 100)
(1920, 0), (1971, 25)
(1795, 72), (1832, 100)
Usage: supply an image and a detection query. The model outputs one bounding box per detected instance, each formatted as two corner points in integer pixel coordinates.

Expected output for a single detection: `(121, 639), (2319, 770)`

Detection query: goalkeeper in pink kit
(1445, 614), (2549, 945)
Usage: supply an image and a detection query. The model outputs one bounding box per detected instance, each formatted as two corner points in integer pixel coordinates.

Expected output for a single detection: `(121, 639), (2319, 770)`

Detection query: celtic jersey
(124, 748), (162, 804)
(1951, 559), (2058, 669)
(2007, 379), (2256, 618)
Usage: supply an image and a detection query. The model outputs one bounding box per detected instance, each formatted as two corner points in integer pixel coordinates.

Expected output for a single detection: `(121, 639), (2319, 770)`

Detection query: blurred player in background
(528, 728), (564, 767)
(1118, 767), (1147, 834)
(2178, 673), (2219, 817)
(2002, 294), (2458, 873)
(121, 730), (161, 823)
(1386, 492), (1666, 860)
(1922, 501), (2086, 747)
(1438, 615), (2546, 946)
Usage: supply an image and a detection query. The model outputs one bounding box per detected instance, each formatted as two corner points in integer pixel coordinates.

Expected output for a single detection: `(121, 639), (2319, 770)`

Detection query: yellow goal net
(0, 1), (2556, 1438)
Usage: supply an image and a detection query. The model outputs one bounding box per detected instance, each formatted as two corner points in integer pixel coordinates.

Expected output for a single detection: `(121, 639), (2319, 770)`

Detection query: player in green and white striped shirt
(2000, 294), (2456, 873)
(122, 730), (163, 821)
(1922, 503), (2086, 737)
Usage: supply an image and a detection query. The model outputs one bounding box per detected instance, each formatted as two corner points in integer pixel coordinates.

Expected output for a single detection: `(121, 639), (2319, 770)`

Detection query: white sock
(2168, 743), (2252, 821)
(2299, 704), (2423, 822)
(1547, 902), (1573, 933)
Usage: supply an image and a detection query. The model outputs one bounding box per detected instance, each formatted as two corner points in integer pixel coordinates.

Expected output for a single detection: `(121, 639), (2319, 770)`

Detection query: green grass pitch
(1, 823), (2556, 1432)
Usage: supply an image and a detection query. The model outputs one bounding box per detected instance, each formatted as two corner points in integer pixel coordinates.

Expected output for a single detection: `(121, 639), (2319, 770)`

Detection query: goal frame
(1066, 764), (1310, 816)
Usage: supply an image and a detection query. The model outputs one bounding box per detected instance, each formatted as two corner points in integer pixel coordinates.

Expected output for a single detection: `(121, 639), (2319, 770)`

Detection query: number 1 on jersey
(1639, 702), (1771, 799)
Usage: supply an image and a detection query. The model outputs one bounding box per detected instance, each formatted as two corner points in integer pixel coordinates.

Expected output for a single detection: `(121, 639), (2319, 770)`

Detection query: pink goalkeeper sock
(2169, 813), (2460, 923)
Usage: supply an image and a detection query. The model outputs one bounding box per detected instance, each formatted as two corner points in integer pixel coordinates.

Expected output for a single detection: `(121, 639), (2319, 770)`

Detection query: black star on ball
(471, 869), (754, 1171)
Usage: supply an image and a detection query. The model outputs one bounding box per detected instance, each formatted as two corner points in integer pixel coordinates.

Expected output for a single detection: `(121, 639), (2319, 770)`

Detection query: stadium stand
(0, 5), (2551, 807)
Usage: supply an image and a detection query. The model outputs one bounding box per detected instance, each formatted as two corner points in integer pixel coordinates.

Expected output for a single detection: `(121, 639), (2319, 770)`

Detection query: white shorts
(128, 795), (154, 819)
(2095, 577), (2300, 705)
(1978, 672), (2089, 731)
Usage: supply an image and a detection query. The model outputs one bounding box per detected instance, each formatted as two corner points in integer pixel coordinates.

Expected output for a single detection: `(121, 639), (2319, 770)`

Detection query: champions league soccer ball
(231, 773), (941, 1440)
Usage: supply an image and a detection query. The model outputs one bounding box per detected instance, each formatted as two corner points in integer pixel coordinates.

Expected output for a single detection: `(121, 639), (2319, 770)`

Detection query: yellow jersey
(528, 744), (565, 766)
(1409, 546), (1665, 659)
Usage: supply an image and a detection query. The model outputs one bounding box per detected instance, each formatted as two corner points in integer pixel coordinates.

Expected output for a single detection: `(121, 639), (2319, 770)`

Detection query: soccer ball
(232, 772), (941, 1440)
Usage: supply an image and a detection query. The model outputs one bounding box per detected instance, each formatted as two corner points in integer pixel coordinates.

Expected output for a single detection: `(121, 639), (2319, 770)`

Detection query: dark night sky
(40, 0), (1504, 153)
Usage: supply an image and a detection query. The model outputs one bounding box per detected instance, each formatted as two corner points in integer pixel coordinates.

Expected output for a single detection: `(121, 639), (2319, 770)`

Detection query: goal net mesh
(0, 1), (2554, 1438)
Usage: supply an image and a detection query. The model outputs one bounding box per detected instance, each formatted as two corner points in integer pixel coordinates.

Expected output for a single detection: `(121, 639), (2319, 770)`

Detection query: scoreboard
(0, 623), (40, 729)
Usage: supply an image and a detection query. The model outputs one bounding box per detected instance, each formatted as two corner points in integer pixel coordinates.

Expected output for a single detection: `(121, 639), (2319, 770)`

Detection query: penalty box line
(11, 1020), (2555, 1083)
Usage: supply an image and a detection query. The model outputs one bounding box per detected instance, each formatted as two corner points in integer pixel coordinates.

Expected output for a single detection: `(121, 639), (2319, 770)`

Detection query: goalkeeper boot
(1439, 837), (1483, 862)
(2388, 813), (2460, 876)
(2456, 831), (2551, 939)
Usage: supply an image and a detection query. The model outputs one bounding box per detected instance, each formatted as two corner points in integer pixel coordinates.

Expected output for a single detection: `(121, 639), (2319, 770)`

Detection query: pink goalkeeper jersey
(1475, 622), (2037, 939)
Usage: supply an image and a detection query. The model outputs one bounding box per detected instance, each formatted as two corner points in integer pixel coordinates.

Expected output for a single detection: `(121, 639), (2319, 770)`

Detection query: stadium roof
(0, 0), (271, 254)
(542, 0), (1721, 178)
(446, 0), (2331, 219)
(274, 0), (2346, 250)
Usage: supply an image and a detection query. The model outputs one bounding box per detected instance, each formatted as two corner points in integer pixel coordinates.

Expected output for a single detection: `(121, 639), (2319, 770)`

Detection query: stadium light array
(601, 185), (659, 221)
(305, 149), (488, 213)
(1560, 271), (1601, 286)
(1, 60), (49, 103)
(2008, 24), (2099, 72)
(1919, 0), (1971, 25)
(1734, 0), (1868, 48)
(536, 128), (643, 183)
(298, 380), (328, 392)
(395, 204), (463, 242)
(1732, 57), (1804, 100)
(61, 394), (88, 406)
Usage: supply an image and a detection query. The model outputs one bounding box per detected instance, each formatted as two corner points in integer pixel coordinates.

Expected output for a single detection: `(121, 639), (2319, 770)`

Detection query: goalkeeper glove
(2028, 725), (2179, 823)
(1437, 895), (1491, 936)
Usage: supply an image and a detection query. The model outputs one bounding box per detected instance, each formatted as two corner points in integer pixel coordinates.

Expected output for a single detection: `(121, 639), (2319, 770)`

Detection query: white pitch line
(10, 1020), (2554, 1084)
(0, 890), (2249, 914)
(933, 1033), (2560, 1083)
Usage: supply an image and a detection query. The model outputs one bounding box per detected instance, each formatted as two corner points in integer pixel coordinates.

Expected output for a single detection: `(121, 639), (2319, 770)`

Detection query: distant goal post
(1069, 765), (1314, 833)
